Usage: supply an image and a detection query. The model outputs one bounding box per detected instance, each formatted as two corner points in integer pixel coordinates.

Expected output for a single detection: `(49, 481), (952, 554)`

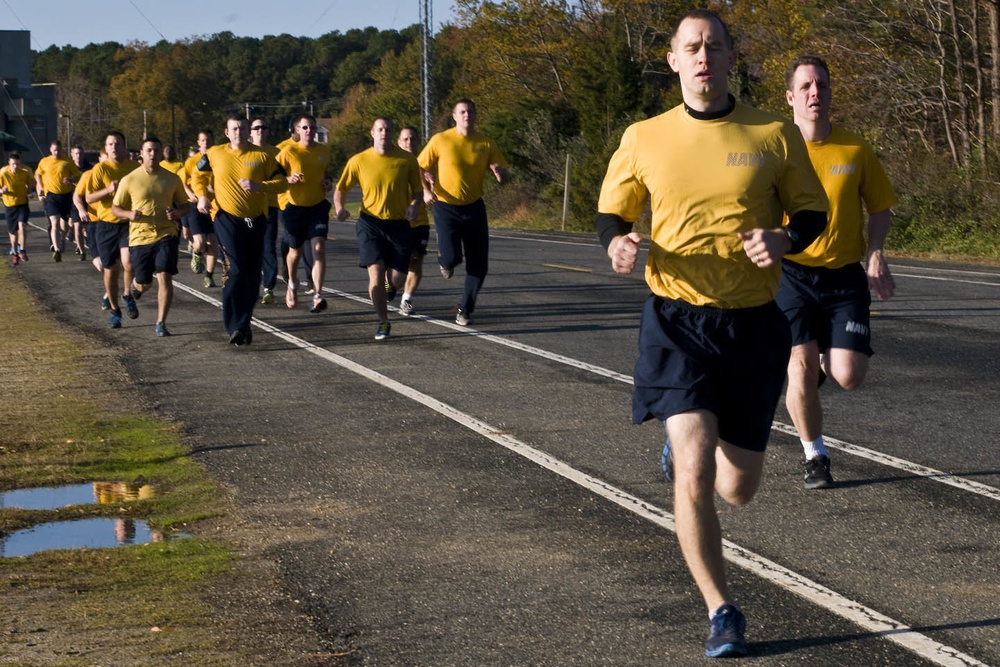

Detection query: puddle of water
(0, 518), (185, 558)
(0, 482), (155, 510)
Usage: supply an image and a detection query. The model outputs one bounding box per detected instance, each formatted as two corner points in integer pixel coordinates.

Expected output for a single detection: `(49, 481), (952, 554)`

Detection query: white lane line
(174, 282), (990, 667)
(319, 286), (1000, 504)
(893, 273), (1000, 288)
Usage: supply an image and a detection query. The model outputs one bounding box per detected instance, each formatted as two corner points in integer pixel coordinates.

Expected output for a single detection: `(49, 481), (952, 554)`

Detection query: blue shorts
(187, 210), (214, 236)
(130, 236), (180, 284)
(775, 260), (873, 355)
(632, 296), (791, 452)
(356, 212), (412, 273)
(43, 192), (74, 219)
(92, 221), (130, 269)
(85, 222), (100, 259)
(282, 201), (331, 247)
(5, 204), (29, 233)
(409, 224), (429, 256)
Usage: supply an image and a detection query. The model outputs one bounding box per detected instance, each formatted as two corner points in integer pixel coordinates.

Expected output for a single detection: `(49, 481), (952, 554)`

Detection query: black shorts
(92, 221), (130, 269)
(282, 201), (331, 247)
(409, 224), (429, 256)
(775, 260), (873, 355)
(130, 236), (180, 284)
(356, 212), (412, 273)
(43, 192), (74, 219)
(85, 222), (100, 259)
(187, 210), (214, 236)
(632, 296), (791, 452)
(5, 204), (29, 233)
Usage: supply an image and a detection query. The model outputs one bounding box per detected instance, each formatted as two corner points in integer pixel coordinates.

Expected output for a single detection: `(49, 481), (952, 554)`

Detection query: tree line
(32, 0), (1000, 256)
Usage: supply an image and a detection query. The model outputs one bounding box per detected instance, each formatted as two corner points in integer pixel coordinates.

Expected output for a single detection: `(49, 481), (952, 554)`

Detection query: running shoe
(155, 321), (171, 337)
(74, 247), (81, 255)
(101, 296), (111, 311)
(108, 309), (123, 329)
(129, 282), (142, 301)
(78, 247), (86, 261)
(803, 455), (834, 490)
(440, 264), (453, 279)
(661, 437), (674, 483)
(191, 251), (205, 274)
(286, 286), (297, 309)
(705, 603), (749, 658)
(261, 289), (274, 305)
(399, 299), (414, 316)
(228, 329), (245, 346)
(203, 274), (216, 288)
(53, 249), (62, 262)
(16, 246), (27, 262)
(122, 293), (139, 320)
(374, 321), (391, 341)
(455, 310), (471, 326)
(310, 295), (327, 313)
(384, 278), (397, 303)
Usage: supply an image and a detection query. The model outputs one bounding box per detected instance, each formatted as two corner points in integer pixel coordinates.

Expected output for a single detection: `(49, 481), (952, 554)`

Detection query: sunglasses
(251, 125), (268, 131)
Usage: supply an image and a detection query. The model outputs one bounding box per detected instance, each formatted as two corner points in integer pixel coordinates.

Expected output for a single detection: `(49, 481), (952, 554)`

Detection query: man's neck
(682, 90), (731, 114)
(796, 118), (832, 143)
(143, 163), (159, 175)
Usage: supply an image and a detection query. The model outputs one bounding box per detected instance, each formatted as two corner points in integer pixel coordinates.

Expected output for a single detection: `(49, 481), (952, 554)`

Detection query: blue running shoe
(155, 321), (170, 337)
(661, 437), (674, 483)
(122, 293), (139, 319)
(384, 278), (397, 303)
(705, 603), (749, 658)
(101, 296), (112, 311)
(108, 309), (123, 329)
(374, 321), (391, 341)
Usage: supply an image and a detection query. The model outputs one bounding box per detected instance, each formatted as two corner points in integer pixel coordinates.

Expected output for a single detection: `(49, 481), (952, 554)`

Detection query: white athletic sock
(801, 436), (828, 460)
(402, 292), (413, 302)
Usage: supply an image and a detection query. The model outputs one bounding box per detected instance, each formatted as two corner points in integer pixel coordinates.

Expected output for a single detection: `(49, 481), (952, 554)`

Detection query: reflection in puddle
(0, 481), (155, 510)
(0, 518), (184, 557)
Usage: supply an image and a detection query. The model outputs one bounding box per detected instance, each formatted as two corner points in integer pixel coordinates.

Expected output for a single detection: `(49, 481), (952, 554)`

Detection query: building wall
(1, 30), (57, 166)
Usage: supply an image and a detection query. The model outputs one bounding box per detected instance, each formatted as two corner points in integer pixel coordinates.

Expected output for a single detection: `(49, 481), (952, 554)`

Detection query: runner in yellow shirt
(0, 152), (33, 264)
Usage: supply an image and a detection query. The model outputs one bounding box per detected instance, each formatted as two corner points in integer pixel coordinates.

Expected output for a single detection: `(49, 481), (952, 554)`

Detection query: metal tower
(419, 0), (433, 139)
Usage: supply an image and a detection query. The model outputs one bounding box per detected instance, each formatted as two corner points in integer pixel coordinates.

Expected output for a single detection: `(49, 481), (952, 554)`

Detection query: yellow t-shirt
(598, 102), (829, 309)
(113, 166), (189, 245)
(336, 146), (422, 221)
(191, 143), (284, 218)
(0, 165), (33, 207)
(86, 159), (141, 223)
(254, 143), (281, 209)
(785, 126), (896, 268)
(276, 142), (331, 208)
(74, 169), (97, 220)
(160, 160), (185, 177)
(35, 155), (80, 195)
(417, 128), (507, 206)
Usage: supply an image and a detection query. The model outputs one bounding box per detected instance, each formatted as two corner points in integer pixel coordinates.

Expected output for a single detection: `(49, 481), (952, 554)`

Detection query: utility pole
(420, 0), (433, 139)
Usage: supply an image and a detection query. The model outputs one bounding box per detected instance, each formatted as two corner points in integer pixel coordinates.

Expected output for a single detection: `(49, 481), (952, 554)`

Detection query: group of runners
(0, 98), (508, 344)
(3, 16), (898, 657)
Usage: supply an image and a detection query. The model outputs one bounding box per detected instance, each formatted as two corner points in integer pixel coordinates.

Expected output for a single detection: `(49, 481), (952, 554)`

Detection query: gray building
(1, 30), (56, 166)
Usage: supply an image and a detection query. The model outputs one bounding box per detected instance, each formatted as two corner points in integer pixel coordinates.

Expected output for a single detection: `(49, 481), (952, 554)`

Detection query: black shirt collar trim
(684, 94), (737, 121)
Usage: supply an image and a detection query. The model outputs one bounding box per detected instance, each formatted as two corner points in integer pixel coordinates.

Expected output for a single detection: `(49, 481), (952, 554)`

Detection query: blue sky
(1, 0), (455, 51)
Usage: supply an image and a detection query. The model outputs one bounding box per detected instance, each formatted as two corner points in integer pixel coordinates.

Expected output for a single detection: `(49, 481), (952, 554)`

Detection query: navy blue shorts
(85, 222), (100, 259)
(356, 212), (412, 273)
(92, 221), (130, 268)
(130, 236), (180, 284)
(187, 210), (214, 236)
(409, 224), (429, 256)
(43, 192), (74, 219)
(5, 204), (29, 233)
(282, 201), (331, 247)
(775, 260), (873, 355)
(632, 296), (791, 452)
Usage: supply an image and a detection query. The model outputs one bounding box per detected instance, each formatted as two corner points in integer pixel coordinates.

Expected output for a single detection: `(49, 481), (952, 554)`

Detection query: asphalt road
(9, 207), (1000, 666)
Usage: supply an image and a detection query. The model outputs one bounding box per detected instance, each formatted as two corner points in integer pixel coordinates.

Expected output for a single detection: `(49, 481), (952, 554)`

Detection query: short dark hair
(106, 131), (126, 145)
(671, 9), (733, 50)
(453, 98), (476, 111)
(785, 55), (830, 90)
(8, 152), (21, 160)
(143, 136), (162, 147)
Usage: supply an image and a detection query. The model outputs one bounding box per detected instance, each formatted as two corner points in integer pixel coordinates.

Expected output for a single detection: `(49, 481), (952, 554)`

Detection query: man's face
(397, 128), (417, 154)
(50, 143), (61, 158)
(197, 133), (212, 152)
(453, 103), (476, 132)
(71, 147), (82, 164)
(296, 119), (317, 145)
(105, 135), (126, 163)
(225, 119), (248, 145)
(250, 121), (269, 145)
(141, 142), (162, 167)
(786, 64), (831, 125)
(371, 119), (392, 151)
(667, 17), (735, 106)
(8, 157), (19, 170)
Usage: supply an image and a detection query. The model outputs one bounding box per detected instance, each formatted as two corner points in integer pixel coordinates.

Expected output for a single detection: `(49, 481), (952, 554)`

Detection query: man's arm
(865, 208), (894, 300)
(333, 188), (350, 222)
(490, 163), (508, 185)
(596, 212), (640, 275)
(739, 209), (827, 267)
